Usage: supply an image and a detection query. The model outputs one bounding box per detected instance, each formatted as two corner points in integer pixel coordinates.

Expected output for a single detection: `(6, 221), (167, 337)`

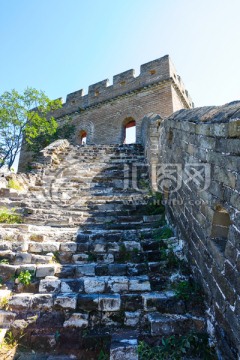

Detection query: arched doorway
(123, 118), (136, 144)
(79, 130), (87, 145)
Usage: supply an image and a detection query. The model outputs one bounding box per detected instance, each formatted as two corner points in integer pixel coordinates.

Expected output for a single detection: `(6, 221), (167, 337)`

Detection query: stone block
(124, 311), (141, 327)
(32, 294), (54, 310)
(36, 265), (55, 278)
(97, 253), (114, 263)
(31, 254), (53, 264)
(63, 312), (88, 328)
(54, 293), (77, 310)
(129, 276), (151, 292)
(123, 241), (141, 251)
(75, 264), (95, 277)
(0, 242), (12, 251)
(98, 294), (121, 311)
(107, 277), (128, 292)
(212, 123), (229, 137)
(77, 294), (99, 311)
(108, 264), (127, 276)
(14, 252), (32, 264)
(28, 243), (43, 253)
(110, 338), (138, 360)
(9, 293), (33, 310)
(60, 242), (77, 252)
(42, 242), (60, 252)
(93, 242), (106, 252)
(107, 242), (120, 252)
(61, 279), (84, 293)
(230, 191), (240, 211)
(229, 119), (240, 137)
(95, 264), (109, 276)
(199, 137), (216, 150)
(216, 138), (240, 155)
(39, 277), (61, 293)
(84, 278), (106, 294)
(72, 253), (89, 264)
(0, 264), (16, 281)
(54, 265), (75, 278)
(214, 166), (236, 188)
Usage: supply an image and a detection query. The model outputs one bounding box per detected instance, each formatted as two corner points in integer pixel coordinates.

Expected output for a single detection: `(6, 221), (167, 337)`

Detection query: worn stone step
(110, 333), (138, 360)
(23, 211), (161, 226)
(76, 228), (154, 242)
(0, 251), (54, 265)
(147, 313), (206, 336)
(7, 290), (189, 315)
(76, 221), (163, 231)
(0, 260), (178, 291)
(0, 310), (16, 327)
(39, 275), (151, 294)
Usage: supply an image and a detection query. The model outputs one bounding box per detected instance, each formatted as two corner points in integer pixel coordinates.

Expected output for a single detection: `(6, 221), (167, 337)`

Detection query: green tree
(0, 88), (62, 170)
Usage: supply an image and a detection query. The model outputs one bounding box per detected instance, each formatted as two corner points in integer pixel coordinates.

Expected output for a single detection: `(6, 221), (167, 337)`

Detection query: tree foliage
(27, 119), (75, 155)
(0, 88), (62, 169)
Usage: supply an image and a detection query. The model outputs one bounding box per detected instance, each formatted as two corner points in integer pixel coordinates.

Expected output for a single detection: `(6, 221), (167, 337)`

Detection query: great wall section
(0, 55), (239, 359)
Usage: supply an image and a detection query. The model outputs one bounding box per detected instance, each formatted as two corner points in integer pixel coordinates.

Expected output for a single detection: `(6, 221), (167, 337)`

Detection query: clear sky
(0, 0), (239, 108)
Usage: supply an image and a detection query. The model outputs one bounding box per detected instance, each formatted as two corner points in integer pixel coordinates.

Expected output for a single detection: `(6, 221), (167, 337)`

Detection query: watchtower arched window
(123, 118), (136, 144)
(79, 130), (87, 145)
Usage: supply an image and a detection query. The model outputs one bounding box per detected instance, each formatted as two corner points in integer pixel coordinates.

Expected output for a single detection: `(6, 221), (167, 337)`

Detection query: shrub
(16, 270), (33, 286)
(138, 333), (216, 359)
(153, 226), (173, 240)
(0, 207), (22, 224)
(172, 280), (203, 301)
(145, 192), (165, 215)
(7, 179), (23, 191)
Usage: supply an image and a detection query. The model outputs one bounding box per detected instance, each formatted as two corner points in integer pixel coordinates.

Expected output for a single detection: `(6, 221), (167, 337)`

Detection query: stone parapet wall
(59, 55), (192, 114)
(144, 101), (240, 358)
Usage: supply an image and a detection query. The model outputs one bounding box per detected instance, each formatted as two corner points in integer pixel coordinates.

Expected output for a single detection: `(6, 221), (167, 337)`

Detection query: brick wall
(144, 101), (240, 358)
(18, 55), (192, 172)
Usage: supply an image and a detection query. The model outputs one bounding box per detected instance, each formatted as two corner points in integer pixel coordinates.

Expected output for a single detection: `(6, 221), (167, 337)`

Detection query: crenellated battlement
(62, 55), (193, 115)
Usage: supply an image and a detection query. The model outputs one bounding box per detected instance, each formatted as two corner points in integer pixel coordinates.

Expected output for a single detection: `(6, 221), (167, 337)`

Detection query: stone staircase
(0, 143), (210, 359)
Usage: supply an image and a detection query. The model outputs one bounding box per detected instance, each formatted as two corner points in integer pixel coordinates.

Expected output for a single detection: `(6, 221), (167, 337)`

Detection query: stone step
(7, 290), (198, 316)
(22, 211), (161, 225)
(22, 203), (144, 213)
(22, 216), (164, 229)
(0, 258), (170, 282)
(0, 251), (54, 265)
(0, 310), (16, 327)
(76, 228), (154, 242)
(147, 312), (206, 336)
(77, 221), (163, 231)
(110, 333), (138, 360)
(39, 275), (151, 294)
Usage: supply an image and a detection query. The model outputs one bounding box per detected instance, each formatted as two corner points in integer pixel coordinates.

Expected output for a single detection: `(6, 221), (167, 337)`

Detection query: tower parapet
(59, 55), (193, 117)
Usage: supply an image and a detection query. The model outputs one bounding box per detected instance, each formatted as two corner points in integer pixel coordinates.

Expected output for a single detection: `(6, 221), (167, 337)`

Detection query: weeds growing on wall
(145, 192), (165, 215)
(7, 179), (23, 191)
(172, 280), (204, 302)
(0, 207), (22, 224)
(153, 226), (173, 240)
(138, 333), (217, 360)
(15, 270), (33, 286)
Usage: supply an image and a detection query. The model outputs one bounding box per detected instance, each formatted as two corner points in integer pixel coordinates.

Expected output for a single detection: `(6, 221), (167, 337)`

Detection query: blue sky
(0, 0), (239, 107)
